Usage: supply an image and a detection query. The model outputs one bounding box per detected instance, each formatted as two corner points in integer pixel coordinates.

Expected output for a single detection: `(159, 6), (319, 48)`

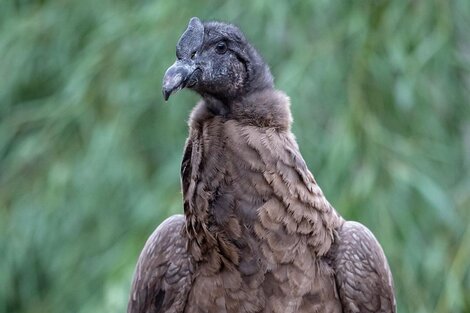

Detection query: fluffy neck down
(182, 89), (343, 272)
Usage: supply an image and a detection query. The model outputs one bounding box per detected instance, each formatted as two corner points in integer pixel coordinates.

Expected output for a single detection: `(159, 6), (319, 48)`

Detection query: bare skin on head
(129, 17), (396, 313)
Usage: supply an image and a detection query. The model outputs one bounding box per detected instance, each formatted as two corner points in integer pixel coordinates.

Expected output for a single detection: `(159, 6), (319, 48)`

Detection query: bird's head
(162, 17), (274, 106)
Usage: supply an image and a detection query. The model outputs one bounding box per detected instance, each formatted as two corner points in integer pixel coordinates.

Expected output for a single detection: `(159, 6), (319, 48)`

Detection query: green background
(1, 1), (469, 312)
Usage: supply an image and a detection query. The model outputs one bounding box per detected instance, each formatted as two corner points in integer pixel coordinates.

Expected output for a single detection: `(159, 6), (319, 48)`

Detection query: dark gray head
(162, 17), (274, 104)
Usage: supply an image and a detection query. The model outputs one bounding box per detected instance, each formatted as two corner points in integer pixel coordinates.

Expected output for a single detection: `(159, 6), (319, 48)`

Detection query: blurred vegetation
(1, 0), (469, 312)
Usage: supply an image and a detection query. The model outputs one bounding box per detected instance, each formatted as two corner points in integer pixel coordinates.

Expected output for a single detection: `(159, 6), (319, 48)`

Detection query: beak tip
(162, 89), (170, 101)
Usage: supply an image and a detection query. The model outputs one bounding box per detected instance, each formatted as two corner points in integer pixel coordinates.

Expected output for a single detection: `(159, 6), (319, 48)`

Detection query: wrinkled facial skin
(163, 17), (273, 104)
(192, 37), (247, 100)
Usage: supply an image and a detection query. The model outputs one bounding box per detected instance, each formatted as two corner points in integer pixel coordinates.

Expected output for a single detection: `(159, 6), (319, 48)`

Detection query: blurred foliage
(1, 0), (469, 312)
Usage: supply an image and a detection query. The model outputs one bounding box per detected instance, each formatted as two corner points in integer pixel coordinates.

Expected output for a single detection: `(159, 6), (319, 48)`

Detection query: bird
(127, 17), (396, 313)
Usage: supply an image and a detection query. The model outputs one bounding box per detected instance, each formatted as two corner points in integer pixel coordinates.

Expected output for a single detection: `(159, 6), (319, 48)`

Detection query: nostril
(186, 68), (201, 88)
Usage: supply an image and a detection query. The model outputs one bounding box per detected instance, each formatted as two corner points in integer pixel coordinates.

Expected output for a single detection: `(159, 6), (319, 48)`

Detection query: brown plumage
(128, 17), (396, 313)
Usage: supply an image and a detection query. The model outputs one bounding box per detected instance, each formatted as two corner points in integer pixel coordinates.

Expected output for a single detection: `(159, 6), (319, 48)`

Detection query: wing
(127, 215), (194, 313)
(330, 221), (396, 313)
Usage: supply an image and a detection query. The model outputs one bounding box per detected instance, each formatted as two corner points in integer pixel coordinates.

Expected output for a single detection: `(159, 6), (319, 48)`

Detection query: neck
(201, 86), (288, 125)
(199, 63), (275, 116)
(183, 88), (342, 271)
(201, 94), (230, 116)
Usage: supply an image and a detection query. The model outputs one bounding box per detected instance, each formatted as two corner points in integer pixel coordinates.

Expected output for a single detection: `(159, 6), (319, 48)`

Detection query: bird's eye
(215, 41), (227, 54)
(191, 51), (197, 59)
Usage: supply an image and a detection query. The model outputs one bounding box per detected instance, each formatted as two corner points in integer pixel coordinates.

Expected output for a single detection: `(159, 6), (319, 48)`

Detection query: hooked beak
(162, 60), (197, 101)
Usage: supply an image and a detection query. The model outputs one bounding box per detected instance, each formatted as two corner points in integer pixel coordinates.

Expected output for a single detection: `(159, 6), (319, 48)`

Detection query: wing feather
(127, 215), (193, 313)
(331, 221), (396, 313)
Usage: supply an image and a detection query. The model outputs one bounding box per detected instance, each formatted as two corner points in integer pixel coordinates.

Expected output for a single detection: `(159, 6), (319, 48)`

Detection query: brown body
(128, 90), (396, 313)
